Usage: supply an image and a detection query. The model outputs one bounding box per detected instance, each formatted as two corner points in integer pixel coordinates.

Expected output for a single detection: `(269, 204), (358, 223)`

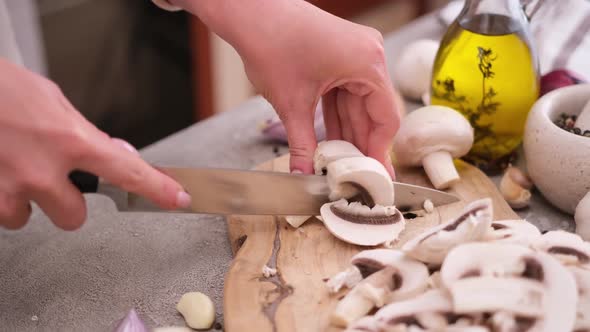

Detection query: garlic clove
(176, 292), (216, 330)
(500, 166), (533, 209)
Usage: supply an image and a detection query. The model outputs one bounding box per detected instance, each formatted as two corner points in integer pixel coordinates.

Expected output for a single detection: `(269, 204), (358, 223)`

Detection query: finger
(278, 105), (318, 174)
(78, 135), (191, 210)
(365, 87), (401, 179)
(30, 178), (87, 231)
(343, 93), (371, 154)
(111, 137), (139, 156)
(0, 193), (31, 230)
(321, 89), (342, 140)
(336, 89), (355, 143)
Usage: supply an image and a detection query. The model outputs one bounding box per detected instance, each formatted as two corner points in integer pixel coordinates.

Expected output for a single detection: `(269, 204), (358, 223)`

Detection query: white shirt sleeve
(0, 0), (24, 65)
(151, 0), (183, 12)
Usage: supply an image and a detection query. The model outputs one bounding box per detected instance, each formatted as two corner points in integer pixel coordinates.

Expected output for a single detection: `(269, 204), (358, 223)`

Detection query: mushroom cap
(482, 219), (541, 245)
(326, 156), (394, 206)
(392, 39), (440, 101)
(320, 200), (405, 246)
(392, 105), (474, 166)
(531, 230), (590, 266)
(402, 198), (493, 265)
(313, 140), (363, 175)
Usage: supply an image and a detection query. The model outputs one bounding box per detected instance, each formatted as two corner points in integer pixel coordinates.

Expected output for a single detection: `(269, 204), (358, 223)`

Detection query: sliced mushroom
(313, 140), (363, 175)
(482, 219), (541, 245)
(326, 249), (428, 295)
(402, 199), (493, 265)
(569, 265), (590, 331)
(392, 105), (474, 190)
(331, 250), (430, 327)
(499, 166), (534, 209)
(449, 276), (545, 317)
(321, 199), (405, 246)
(331, 267), (397, 327)
(372, 289), (454, 330)
(441, 242), (578, 332)
(531, 230), (590, 266)
(575, 191), (590, 241)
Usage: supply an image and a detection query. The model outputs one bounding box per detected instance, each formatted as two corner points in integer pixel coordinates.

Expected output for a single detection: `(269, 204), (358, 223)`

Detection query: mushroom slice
(442, 243), (578, 332)
(569, 266), (590, 331)
(531, 230), (590, 266)
(331, 251), (430, 327)
(392, 105), (474, 190)
(449, 276), (545, 317)
(402, 199), (493, 265)
(325, 156), (394, 206)
(313, 140), (363, 175)
(331, 267), (397, 327)
(440, 242), (533, 286)
(373, 289), (453, 330)
(576, 191), (590, 241)
(321, 199), (405, 246)
(482, 219), (541, 245)
(326, 249), (428, 294)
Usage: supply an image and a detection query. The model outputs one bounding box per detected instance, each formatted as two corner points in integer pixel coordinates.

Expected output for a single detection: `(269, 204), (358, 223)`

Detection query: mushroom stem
(422, 150), (460, 189)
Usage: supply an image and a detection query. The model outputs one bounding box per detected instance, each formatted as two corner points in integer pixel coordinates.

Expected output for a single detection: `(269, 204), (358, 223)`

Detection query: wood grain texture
(224, 154), (518, 332)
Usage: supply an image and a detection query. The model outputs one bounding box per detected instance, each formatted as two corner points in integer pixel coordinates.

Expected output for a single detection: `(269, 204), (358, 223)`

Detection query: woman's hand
(0, 58), (191, 230)
(170, 0), (403, 176)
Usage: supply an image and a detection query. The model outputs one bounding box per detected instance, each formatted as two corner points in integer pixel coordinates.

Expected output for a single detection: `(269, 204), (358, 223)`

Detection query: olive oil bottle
(430, 0), (540, 173)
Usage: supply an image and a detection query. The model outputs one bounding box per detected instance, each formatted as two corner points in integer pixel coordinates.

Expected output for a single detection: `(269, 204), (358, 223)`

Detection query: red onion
(114, 308), (148, 332)
(540, 69), (587, 96)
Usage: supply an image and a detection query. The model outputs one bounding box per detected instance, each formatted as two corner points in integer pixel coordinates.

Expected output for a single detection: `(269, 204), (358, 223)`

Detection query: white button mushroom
(392, 105), (474, 190)
(313, 140), (364, 175)
(575, 191), (590, 241)
(392, 39), (440, 101)
(482, 219), (541, 245)
(531, 230), (590, 266)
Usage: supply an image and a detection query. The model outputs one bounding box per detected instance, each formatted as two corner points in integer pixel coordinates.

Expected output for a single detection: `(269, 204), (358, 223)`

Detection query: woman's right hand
(0, 58), (191, 230)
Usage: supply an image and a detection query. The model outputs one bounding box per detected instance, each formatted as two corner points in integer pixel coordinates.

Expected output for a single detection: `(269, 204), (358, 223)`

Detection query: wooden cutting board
(223, 154), (518, 332)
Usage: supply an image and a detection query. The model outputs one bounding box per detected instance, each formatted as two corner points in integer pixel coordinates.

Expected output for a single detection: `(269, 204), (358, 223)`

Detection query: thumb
(279, 107), (318, 174)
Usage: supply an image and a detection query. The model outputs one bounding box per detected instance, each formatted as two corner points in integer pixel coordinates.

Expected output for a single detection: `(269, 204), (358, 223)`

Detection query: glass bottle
(430, 0), (540, 174)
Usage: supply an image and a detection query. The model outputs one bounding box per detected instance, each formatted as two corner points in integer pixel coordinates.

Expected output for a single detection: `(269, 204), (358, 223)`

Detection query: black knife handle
(69, 170), (99, 193)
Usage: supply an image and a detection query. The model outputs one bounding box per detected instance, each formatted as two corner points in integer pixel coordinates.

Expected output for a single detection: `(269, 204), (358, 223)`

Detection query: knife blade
(70, 167), (460, 215)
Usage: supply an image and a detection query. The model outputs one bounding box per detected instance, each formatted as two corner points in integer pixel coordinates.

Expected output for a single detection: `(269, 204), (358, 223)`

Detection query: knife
(69, 167), (460, 215)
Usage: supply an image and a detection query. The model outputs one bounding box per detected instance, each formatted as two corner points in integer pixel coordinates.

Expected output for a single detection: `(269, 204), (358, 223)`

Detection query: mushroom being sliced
(402, 199), (493, 265)
(331, 250), (429, 327)
(325, 156), (394, 205)
(569, 265), (590, 331)
(482, 219), (541, 245)
(313, 140), (363, 175)
(531, 230), (590, 267)
(441, 243), (578, 332)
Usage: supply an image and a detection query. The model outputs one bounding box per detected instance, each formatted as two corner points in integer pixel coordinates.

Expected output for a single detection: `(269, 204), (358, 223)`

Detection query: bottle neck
(458, 0), (529, 35)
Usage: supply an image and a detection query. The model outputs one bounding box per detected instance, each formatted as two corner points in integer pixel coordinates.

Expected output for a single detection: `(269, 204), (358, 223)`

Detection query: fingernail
(291, 169), (303, 174)
(111, 138), (139, 156)
(176, 191), (192, 208)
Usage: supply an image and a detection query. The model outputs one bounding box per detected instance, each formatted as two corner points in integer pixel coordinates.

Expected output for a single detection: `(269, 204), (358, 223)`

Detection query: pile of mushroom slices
(323, 198), (590, 332)
(285, 140), (406, 247)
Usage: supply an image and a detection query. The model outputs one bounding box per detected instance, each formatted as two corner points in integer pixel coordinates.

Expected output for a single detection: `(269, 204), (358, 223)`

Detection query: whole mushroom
(392, 39), (440, 101)
(392, 105), (474, 190)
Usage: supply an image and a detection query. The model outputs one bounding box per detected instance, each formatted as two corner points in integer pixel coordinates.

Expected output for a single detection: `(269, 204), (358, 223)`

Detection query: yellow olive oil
(430, 14), (540, 172)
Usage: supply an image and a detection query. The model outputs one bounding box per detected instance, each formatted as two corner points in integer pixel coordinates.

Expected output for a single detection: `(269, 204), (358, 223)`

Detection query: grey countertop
(0, 13), (574, 332)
